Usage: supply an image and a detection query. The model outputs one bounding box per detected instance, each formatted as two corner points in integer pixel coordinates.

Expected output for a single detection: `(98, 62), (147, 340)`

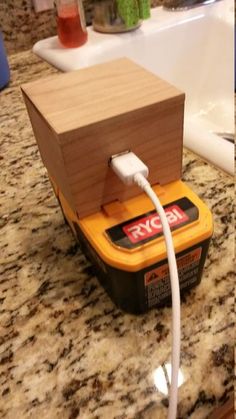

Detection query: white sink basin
(34, 0), (234, 174)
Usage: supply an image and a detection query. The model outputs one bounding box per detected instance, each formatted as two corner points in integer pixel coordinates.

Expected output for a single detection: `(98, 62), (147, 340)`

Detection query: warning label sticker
(145, 247), (202, 307)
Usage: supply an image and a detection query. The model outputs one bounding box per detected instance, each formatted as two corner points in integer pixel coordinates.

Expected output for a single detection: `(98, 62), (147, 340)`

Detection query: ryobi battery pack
(50, 175), (213, 314)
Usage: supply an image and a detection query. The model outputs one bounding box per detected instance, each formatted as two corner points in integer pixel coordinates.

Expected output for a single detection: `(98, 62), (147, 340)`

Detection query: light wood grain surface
(22, 58), (185, 217)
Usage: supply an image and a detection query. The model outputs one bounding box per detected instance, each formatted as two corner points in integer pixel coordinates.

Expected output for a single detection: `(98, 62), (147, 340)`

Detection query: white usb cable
(110, 151), (181, 419)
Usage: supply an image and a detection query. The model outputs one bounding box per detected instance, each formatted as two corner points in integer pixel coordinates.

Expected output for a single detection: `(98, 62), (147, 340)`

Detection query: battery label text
(123, 205), (189, 244)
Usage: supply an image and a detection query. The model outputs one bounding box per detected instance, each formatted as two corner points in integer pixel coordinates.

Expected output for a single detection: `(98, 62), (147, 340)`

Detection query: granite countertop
(0, 50), (234, 419)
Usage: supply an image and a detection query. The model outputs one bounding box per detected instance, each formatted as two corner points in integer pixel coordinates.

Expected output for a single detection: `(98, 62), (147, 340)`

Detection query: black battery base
(73, 222), (210, 314)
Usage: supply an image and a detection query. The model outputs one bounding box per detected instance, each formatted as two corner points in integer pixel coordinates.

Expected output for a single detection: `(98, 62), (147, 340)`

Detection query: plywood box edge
(22, 90), (76, 212)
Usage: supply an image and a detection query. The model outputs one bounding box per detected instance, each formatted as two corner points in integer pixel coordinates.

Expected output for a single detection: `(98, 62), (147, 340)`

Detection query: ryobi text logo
(122, 205), (189, 244)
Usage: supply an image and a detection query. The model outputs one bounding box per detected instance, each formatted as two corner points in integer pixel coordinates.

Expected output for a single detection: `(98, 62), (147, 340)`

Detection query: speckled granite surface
(0, 51), (234, 419)
(0, 0), (57, 54)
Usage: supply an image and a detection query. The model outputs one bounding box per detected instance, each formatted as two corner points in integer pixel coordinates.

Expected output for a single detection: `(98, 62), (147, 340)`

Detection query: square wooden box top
(22, 58), (184, 139)
(22, 58), (185, 217)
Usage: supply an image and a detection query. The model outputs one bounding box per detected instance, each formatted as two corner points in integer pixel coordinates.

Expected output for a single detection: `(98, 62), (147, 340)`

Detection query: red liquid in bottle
(57, 4), (87, 48)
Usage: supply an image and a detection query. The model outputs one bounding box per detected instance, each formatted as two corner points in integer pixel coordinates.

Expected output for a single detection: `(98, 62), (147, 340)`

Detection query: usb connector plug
(110, 151), (149, 186)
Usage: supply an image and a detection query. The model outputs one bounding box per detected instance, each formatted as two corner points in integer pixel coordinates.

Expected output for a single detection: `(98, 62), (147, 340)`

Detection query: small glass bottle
(56, 0), (87, 48)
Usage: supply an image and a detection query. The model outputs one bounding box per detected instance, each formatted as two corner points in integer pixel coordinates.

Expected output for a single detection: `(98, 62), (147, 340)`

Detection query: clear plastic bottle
(56, 0), (87, 48)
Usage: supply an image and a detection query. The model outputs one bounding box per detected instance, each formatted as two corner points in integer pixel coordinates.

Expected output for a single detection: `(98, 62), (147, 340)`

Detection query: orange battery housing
(50, 176), (213, 314)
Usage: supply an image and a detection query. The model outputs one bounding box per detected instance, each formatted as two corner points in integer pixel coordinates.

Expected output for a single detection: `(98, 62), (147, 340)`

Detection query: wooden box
(21, 58), (185, 218)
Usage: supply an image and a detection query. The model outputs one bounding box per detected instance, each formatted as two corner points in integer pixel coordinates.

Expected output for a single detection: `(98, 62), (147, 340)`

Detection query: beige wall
(0, 0), (163, 54)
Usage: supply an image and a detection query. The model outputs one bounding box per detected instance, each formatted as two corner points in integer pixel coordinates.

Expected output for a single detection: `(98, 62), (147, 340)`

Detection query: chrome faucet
(163, 0), (220, 10)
